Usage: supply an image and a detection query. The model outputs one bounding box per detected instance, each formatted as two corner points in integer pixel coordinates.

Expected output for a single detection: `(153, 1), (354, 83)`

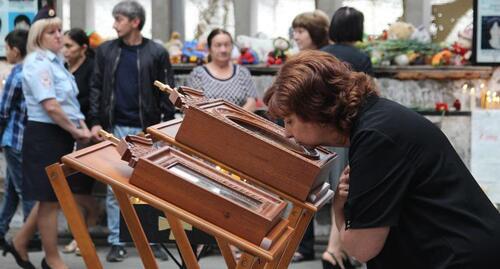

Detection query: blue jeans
(0, 147), (36, 236)
(107, 125), (142, 246)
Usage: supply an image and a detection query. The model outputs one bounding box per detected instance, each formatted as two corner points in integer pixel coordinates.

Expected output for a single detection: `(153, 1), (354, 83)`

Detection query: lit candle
(470, 87), (476, 111)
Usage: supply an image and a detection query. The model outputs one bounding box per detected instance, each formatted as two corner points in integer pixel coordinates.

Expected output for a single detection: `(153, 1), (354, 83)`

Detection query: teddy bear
(451, 24), (472, 65)
(387, 21), (415, 40)
(165, 31), (183, 64)
(237, 39), (259, 64)
(267, 37), (290, 65)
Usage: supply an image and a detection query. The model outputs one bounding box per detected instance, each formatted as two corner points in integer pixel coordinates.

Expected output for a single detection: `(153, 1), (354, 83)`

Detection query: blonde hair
(27, 17), (62, 53)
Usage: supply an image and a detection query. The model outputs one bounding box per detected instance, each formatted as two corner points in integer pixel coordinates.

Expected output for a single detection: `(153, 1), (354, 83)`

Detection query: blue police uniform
(22, 49), (85, 201)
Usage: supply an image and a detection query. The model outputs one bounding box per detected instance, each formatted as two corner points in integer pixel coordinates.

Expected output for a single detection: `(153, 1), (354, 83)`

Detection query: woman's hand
(72, 123), (91, 144)
(334, 165), (350, 211)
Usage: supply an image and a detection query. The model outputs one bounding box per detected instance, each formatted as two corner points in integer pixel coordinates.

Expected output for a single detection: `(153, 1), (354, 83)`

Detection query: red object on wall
(435, 102), (449, 112)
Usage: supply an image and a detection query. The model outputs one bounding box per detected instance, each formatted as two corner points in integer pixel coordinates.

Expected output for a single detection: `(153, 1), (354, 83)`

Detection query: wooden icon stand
(148, 82), (336, 268)
(47, 138), (294, 269)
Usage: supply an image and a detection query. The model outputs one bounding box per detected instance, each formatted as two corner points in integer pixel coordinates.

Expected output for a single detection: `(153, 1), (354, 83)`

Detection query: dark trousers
(297, 219), (315, 258)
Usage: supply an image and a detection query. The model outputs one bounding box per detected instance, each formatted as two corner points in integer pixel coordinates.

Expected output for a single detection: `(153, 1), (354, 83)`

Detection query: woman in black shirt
(62, 28), (99, 254)
(264, 50), (500, 268)
(320, 6), (372, 269)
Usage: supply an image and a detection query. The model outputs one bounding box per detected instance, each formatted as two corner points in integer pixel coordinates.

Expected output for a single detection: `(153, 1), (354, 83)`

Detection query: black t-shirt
(73, 57), (94, 124)
(114, 43), (142, 127)
(346, 95), (500, 269)
(321, 44), (373, 75)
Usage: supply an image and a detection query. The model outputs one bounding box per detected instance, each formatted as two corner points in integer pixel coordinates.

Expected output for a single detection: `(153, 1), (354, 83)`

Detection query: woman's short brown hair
(292, 10), (330, 49)
(264, 50), (377, 134)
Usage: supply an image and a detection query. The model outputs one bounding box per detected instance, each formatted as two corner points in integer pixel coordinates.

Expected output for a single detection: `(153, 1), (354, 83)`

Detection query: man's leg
(0, 147), (27, 244)
(105, 125), (143, 262)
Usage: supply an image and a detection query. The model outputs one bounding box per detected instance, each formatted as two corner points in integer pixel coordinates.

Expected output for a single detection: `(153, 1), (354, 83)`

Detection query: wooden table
(147, 120), (334, 268)
(46, 141), (294, 269)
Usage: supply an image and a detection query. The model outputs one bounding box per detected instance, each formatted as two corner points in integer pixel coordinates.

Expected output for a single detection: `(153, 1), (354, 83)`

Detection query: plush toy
(387, 22), (415, 40)
(236, 39), (259, 64)
(432, 49), (453, 66)
(165, 32), (183, 64)
(410, 25), (432, 43)
(238, 47), (259, 65)
(451, 24), (472, 65)
(181, 40), (206, 65)
(267, 37), (290, 65)
(236, 35), (273, 63)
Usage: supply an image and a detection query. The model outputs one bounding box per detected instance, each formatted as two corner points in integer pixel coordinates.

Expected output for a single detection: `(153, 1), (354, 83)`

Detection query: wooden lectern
(47, 81), (335, 268)
(147, 82), (336, 267)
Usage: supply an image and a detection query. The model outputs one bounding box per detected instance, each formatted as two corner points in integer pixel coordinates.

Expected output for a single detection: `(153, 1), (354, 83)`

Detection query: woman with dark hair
(187, 28), (257, 112)
(290, 9), (330, 264)
(319, 6), (373, 269)
(292, 10), (330, 50)
(264, 50), (500, 269)
(61, 27), (99, 255)
(322, 6), (372, 74)
(14, 14), (31, 30)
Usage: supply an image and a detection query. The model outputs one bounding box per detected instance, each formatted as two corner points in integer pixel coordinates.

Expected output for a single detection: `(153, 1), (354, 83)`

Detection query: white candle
(470, 87), (476, 111)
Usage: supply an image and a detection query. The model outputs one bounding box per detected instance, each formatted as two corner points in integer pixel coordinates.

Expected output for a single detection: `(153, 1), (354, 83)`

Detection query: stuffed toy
(451, 24), (472, 65)
(411, 25), (432, 43)
(387, 22), (415, 40)
(267, 37), (290, 65)
(432, 49), (452, 66)
(238, 47), (259, 65)
(165, 31), (183, 64)
(181, 40), (206, 65)
(237, 39), (259, 64)
(236, 35), (273, 63)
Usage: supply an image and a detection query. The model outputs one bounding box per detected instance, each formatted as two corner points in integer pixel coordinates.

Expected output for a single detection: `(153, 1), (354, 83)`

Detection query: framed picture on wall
(473, 0), (500, 65)
(0, 0), (42, 58)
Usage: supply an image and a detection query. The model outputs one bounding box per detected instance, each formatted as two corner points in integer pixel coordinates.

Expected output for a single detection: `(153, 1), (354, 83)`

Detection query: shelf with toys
(172, 63), (493, 79)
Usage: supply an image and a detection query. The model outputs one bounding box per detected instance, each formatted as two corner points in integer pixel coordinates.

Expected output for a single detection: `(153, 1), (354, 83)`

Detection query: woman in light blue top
(4, 15), (90, 269)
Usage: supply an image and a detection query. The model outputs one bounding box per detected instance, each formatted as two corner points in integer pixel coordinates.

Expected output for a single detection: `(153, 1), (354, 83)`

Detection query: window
(184, 0), (235, 41)
(92, 0), (152, 39)
(343, 0), (403, 36)
(256, 0), (315, 38)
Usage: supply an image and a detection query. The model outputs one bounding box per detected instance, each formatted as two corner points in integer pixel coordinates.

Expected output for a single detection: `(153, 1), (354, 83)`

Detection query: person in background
(14, 14), (32, 30)
(319, 6), (373, 269)
(264, 49), (500, 269)
(187, 28), (257, 112)
(61, 27), (100, 256)
(292, 10), (330, 51)
(4, 7), (91, 269)
(88, 0), (174, 262)
(290, 9), (330, 263)
(0, 29), (37, 250)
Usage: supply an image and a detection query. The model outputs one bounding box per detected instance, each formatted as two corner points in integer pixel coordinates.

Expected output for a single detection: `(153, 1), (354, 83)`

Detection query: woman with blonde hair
(3, 8), (90, 269)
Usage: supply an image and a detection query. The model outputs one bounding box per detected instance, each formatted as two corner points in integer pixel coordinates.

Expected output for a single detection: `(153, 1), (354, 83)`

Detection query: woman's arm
(333, 166), (390, 262)
(41, 98), (90, 143)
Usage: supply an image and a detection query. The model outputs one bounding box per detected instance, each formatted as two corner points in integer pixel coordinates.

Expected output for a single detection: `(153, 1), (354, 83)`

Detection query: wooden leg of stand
(251, 257), (267, 269)
(215, 237), (236, 269)
(236, 252), (257, 269)
(264, 205), (303, 269)
(46, 164), (103, 269)
(164, 213), (200, 269)
(263, 247), (286, 269)
(276, 208), (314, 269)
(113, 188), (158, 269)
